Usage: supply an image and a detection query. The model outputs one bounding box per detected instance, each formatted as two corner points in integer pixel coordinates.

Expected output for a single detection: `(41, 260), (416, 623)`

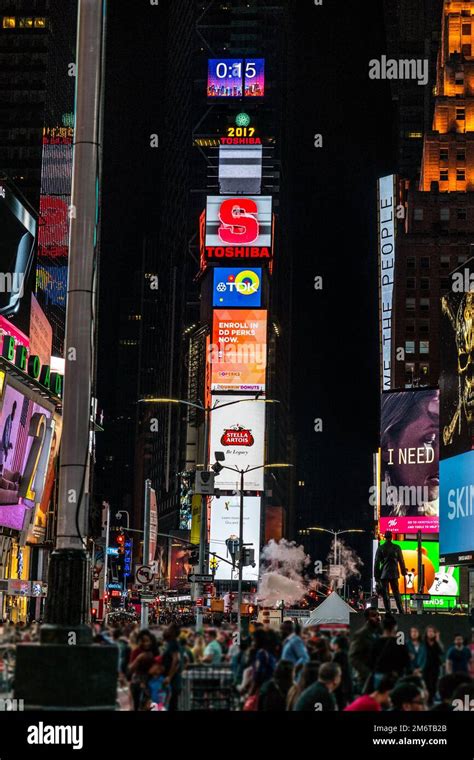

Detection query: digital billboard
(0, 183), (36, 338)
(207, 59), (265, 98)
(379, 389), (439, 535)
(209, 495), (261, 581)
(213, 268), (262, 308)
(0, 378), (54, 531)
(205, 196), (273, 262)
(378, 175), (396, 392)
(219, 145), (263, 195)
(440, 276), (474, 564)
(209, 396), (265, 491)
(210, 309), (267, 392)
(395, 541), (460, 610)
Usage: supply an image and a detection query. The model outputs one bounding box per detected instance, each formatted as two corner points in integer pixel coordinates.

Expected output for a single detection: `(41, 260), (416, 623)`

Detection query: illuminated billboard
(209, 396), (265, 490)
(205, 196), (273, 262)
(378, 175), (396, 392)
(210, 309), (267, 392)
(0, 183), (36, 337)
(219, 145), (263, 195)
(440, 275), (474, 564)
(0, 377), (54, 531)
(379, 389), (439, 535)
(209, 495), (261, 581)
(213, 268), (262, 308)
(208, 59), (265, 98)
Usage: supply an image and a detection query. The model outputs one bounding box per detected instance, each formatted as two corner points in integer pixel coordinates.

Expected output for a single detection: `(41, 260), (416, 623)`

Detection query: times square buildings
(379, 0), (474, 612)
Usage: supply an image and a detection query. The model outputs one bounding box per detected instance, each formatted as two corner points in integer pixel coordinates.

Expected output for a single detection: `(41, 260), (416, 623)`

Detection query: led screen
(213, 268), (262, 308)
(209, 396), (265, 491)
(209, 496), (260, 581)
(205, 196), (273, 262)
(208, 59), (265, 98)
(379, 389), (439, 535)
(211, 309), (267, 392)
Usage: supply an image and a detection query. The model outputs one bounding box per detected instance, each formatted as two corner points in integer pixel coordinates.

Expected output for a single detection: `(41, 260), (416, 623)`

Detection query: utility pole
(141, 479), (152, 628)
(15, 0), (117, 710)
(103, 501), (110, 622)
(237, 469), (244, 643)
(196, 408), (210, 632)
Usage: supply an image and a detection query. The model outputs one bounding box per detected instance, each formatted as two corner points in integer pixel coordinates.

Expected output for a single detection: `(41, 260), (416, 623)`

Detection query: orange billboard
(211, 309), (267, 392)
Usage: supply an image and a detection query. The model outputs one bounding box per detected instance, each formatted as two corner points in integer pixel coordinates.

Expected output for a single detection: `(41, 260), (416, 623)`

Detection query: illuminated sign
(205, 196), (273, 261)
(1, 335), (63, 398)
(379, 389), (439, 535)
(209, 396), (265, 490)
(210, 309), (267, 392)
(213, 268), (262, 308)
(209, 496), (261, 581)
(208, 59), (265, 98)
(219, 145), (262, 195)
(378, 175), (396, 392)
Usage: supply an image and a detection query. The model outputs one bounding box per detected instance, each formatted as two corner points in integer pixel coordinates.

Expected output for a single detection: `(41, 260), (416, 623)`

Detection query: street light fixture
(138, 395), (280, 632)
(299, 526), (365, 593)
(213, 458), (293, 642)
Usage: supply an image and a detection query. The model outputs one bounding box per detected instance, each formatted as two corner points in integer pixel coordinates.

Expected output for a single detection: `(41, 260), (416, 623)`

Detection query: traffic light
(116, 533), (125, 554)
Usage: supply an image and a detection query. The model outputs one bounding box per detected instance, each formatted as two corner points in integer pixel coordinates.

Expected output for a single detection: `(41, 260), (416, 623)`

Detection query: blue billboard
(440, 451), (474, 562)
(213, 268), (262, 308)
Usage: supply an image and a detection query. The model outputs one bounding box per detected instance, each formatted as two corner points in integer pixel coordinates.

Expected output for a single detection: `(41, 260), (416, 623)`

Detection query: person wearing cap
(374, 532), (407, 615)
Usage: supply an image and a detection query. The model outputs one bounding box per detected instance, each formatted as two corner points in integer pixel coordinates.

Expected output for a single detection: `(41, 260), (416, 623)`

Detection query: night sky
(99, 1), (396, 583)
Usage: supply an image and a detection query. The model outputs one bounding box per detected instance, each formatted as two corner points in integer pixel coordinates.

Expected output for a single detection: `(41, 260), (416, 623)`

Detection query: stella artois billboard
(209, 395), (265, 490)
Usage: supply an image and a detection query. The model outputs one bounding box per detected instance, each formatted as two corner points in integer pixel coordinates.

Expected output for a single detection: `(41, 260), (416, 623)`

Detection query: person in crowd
(231, 636), (251, 687)
(367, 614), (411, 690)
(127, 629), (159, 711)
(430, 673), (472, 711)
(202, 629), (223, 665)
(344, 674), (396, 712)
(311, 636), (332, 665)
(179, 630), (194, 669)
(331, 635), (353, 709)
(217, 629), (230, 661)
(192, 633), (205, 664)
(112, 627), (131, 684)
(247, 629), (277, 697)
(293, 662), (341, 712)
(280, 620), (310, 668)
(407, 627), (424, 671)
(374, 531), (407, 615)
(161, 623), (183, 711)
(258, 660), (294, 712)
(390, 682), (426, 711)
(349, 607), (382, 693)
(286, 662), (319, 710)
(144, 655), (170, 711)
(446, 634), (472, 676)
(421, 626), (444, 705)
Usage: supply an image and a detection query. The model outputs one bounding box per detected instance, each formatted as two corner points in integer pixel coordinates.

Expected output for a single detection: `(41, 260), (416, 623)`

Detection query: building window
(420, 298), (430, 311)
(456, 72), (465, 86)
(457, 168), (466, 181)
(458, 254), (468, 264)
(405, 340), (415, 354)
(406, 277), (416, 290)
(456, 107), (466, 120)
(420, 277), (430, 290)
(440, 148), (449, 161)
(440, 207), (450, 221)
(462, 44), (472, 57)
(414, 208), (424, 221)
(2, 16), (16, 27)
(18, 17), (34, 28)
(420, 341), (429, 355)
(406, 322), (415, 335)
(421, 257), (430, 269)
(407, 257), (416, 269)
(457, 148), (466, 161)
(440, 169), (449, 181)
(441, 277), (450, 290)
(420, 364), (430, 382)
(406, 298), (416, 311)
(462, 23), (471, 35)
(458, 208), (467, 220)
(441, 255), (451, 268)
(405, 363), (415, 387)
(419, 320), (430, 335)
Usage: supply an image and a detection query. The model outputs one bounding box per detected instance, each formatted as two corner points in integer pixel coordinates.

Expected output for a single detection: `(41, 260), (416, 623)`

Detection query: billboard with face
(210, 309), (267, 392)
(440, 275), (474, 563)
(209, 396), (266, 491)
(205, 196), (273, 262)
(379, 389), (439, 534)
(0, 377), (54, 531)
(209, 495), (261, 581)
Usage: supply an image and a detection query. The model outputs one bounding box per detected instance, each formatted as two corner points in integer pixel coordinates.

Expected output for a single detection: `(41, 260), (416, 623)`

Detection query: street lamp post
(138, 396), (279, 632)
(116, 510), (130, 529)
(299, 527), (365, 595)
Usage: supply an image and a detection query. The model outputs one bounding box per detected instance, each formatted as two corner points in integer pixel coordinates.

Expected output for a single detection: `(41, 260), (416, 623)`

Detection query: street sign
(283, 609), (311, 618)
(188, 573), (213, 583)
(135, 565), (154, 585)
(195, 471), (215, 495)
(141, 595), (155, 603)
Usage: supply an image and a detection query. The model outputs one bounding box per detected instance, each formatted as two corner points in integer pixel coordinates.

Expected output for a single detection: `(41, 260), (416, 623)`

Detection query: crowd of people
(1, 611), (474, 712)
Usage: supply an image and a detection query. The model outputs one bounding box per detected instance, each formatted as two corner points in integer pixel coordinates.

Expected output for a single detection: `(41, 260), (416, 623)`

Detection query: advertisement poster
(209, 396), (265, 490)
(440, 274), (474, 563)
(213, 268), (262, 309)
(205, 195), (273, 261)
(395, 541), (460, 610)
(211, 309), (267, 392)
(209, 495), (261, 581)
(29, 293), (53, 367)
(218, 145), (263, 195)
(379, 389), (439, 534)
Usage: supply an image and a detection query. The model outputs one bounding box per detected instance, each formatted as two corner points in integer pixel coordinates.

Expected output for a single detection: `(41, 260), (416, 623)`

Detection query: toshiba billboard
(205, 196), (273, 261)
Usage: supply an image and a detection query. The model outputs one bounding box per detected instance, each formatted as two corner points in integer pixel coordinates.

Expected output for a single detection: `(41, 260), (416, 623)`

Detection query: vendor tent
(303, 592), (356, 627)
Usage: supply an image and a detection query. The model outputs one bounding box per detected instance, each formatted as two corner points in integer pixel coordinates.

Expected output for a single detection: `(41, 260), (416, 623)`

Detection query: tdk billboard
(212, 267), (262, 308)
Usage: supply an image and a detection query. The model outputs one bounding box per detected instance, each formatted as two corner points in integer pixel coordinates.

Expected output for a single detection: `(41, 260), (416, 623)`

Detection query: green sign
(1, 336), (62, 398)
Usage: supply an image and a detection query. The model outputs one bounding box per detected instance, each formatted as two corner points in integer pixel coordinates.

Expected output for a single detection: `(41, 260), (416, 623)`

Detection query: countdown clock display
(208, 59), (265, 98)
